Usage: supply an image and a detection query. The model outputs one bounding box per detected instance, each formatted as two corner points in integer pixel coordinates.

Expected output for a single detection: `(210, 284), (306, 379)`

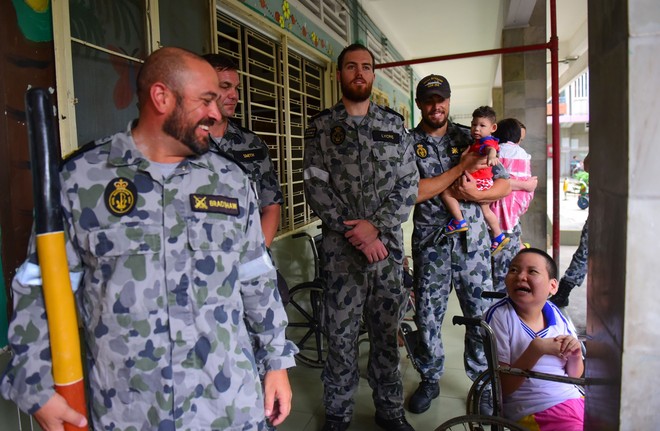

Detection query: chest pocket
(371, 140), (400, 199)
(187, 213), (243, 252)
(88, 224), (162, 258)
(322, 134), (360, 195)
(85, 224), (163, 315)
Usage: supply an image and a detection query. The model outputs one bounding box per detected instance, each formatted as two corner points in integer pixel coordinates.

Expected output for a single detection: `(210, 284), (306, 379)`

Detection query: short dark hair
(337, 43), (375, 70)
(472, 106), (497, 124)
(513, 248), (558, 280)
(202, 53), (239, 72)
(493, 118), (522, 143)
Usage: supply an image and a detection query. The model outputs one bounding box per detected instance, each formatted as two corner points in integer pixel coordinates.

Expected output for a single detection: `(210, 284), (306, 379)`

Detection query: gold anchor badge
(105, 177), (137, 216)
(330, 126), (345, 145)
(193, 195), (208, 210)
(415, 143), (428, 159)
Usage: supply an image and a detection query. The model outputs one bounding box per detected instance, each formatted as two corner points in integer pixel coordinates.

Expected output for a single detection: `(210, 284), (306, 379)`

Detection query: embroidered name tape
(190, 193), (240, 216)
(235, 148), (265, 161)
(372, 130), (400, 143)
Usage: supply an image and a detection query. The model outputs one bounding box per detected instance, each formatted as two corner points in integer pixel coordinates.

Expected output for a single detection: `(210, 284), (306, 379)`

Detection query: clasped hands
(531, 335), (582, 360)
(344, 219), (388, 263)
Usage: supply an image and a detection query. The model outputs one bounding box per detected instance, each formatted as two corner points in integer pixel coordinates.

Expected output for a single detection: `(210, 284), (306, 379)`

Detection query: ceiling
(359, 0), (588, 121)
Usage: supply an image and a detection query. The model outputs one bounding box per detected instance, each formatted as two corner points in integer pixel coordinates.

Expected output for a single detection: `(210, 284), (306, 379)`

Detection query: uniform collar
(331, 100), (378, 124)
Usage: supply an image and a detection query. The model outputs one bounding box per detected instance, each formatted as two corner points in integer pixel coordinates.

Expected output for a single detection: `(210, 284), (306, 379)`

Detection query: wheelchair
(277, 230), (328, 367)
(278, 229), (415, 369)
(435, 292), (589, 431)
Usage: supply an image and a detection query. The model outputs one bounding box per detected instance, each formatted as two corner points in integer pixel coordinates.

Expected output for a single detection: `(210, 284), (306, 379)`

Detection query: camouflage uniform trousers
(561, 219), (588, 286)
(412, 234), (491, 383)
(491, 223), (523, 293)
(321, 262), (408, 420)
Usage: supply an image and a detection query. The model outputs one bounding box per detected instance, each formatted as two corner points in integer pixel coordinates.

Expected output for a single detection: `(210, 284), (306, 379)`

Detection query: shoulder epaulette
(229, 119), (254, 136)
(310, 108), (331, 122)
(380, 105), (404, 121)
(60, 137), (109, 166)
(210, 147), (249, 175)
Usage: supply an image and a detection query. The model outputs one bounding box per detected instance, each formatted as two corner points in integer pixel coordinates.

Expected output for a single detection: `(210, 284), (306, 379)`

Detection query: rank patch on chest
(190, 193), (240, 216)
(104, 177), (137, 217)
(235, 148), (265, 161)
(305, 126), (317, 139)
(330, 126), (346, 145)
(451, 146), (460, 155)
(415, 143), (429, 159)
(372, 130), (401, 143)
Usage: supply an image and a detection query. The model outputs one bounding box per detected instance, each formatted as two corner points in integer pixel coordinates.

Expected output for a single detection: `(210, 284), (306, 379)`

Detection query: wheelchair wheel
(467, 371), (492, 415)
(435, 414), (528, 431)
(285, 282), (328, 368)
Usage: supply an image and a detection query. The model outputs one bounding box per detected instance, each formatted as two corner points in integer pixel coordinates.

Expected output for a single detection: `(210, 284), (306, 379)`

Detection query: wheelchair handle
(452, 316), (482, 327)
(482, 291), (506, 299)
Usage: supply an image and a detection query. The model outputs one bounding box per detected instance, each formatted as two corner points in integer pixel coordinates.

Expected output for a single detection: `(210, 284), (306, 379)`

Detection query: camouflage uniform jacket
(303, 101), (419, 271)
(410, 122), (509, 252)
(211, 121), (284, 210)
(1, 127), (297, 430)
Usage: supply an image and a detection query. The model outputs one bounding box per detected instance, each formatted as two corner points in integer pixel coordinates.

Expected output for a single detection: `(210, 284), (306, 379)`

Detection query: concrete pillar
(500, 1), (548, 248)
(586, 0), (660, 429)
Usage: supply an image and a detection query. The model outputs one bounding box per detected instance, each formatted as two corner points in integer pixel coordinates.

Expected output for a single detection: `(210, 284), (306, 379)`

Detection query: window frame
(51, 0), (216, 155)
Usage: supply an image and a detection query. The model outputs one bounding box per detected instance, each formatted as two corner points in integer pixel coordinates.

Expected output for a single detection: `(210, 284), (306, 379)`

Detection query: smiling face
(162, 59), (221, 156)
(417, 94), (450, 132)
(505, 250), (558, 311)
(216, 69), (240, 118)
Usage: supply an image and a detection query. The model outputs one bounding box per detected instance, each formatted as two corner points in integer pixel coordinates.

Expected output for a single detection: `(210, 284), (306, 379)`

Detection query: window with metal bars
(217, 13), (326, 233)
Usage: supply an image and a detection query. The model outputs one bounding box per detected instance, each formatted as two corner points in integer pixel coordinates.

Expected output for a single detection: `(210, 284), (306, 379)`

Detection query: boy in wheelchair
(483, 248), (584, 430)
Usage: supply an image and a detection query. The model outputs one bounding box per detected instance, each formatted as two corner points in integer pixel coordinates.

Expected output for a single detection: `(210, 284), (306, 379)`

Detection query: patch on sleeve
(304, 126), (318, 139)
(372, 130), (401, 143)
(235, 148), (266, 161)
(190, 194), (240, 215)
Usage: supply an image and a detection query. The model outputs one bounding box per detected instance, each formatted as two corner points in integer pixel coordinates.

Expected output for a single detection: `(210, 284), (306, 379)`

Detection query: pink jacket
(490, 142), (533, 231)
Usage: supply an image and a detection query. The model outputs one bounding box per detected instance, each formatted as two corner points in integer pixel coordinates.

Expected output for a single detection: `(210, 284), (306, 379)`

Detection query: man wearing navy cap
(408, 74), (511, 414)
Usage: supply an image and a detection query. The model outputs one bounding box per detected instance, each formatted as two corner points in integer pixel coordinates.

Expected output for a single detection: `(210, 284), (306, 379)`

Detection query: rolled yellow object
(36, 232), (83, 386)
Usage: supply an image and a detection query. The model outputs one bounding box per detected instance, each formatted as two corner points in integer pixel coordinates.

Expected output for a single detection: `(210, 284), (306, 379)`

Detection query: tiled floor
(278, 292), (474, 431)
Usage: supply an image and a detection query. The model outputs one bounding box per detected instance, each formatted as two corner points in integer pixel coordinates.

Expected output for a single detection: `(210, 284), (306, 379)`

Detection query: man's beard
(341, 80), (372, 103)
(163, 99), (211, 156)
(422, 110), (448, 130)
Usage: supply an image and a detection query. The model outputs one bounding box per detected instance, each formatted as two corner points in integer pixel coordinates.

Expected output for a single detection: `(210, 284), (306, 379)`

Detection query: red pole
(549, 0), (561, 262)
(375, 43), (551, 69)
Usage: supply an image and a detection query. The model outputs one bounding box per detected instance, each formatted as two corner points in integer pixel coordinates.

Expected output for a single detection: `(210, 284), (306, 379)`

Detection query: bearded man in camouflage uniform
(408, 75), (511, 415)
(303, 43), (419, 431)
(1, 47), (297, 431)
